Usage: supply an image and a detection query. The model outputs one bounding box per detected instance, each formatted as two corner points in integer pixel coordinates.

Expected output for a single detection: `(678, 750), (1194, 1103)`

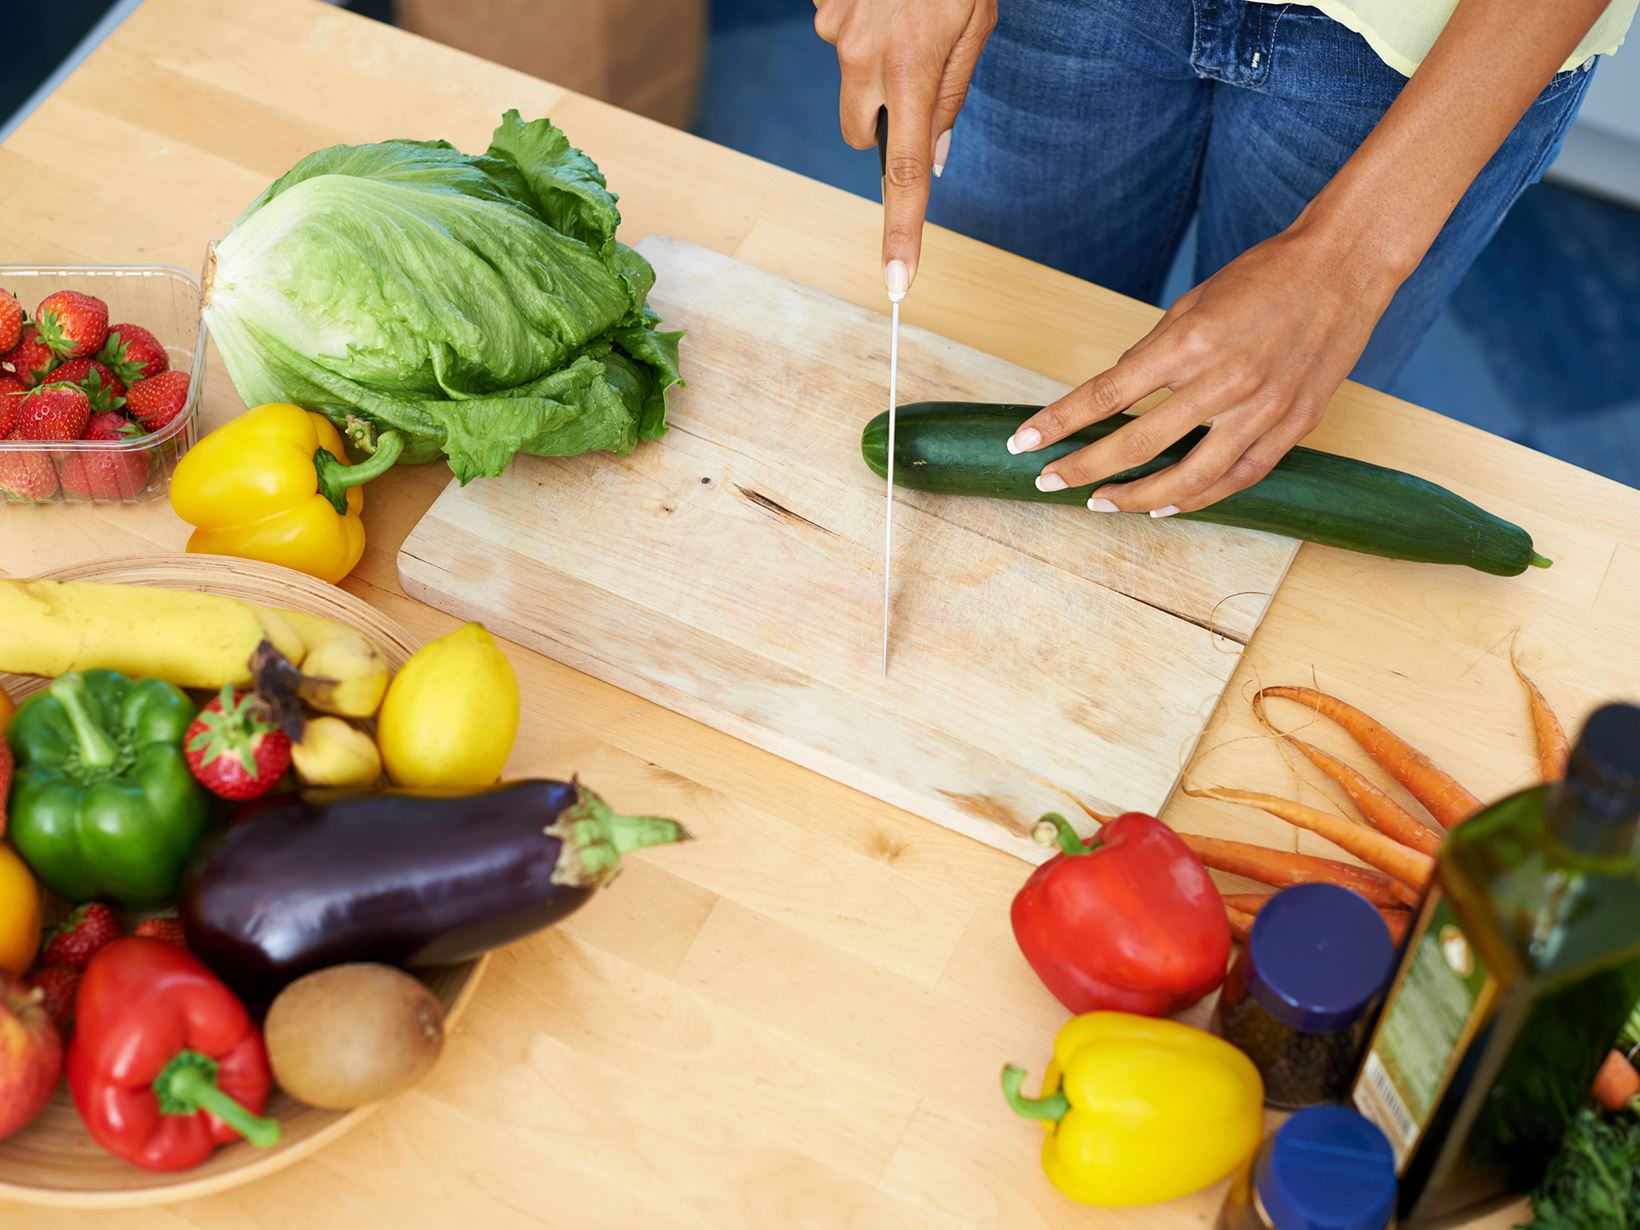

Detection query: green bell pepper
(7, 670), (210, 907)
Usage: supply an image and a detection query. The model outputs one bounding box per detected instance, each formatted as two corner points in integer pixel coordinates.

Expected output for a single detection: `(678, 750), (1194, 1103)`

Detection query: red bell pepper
(1011, 812), (1230, 1016)
(66, 937), (280, 1171)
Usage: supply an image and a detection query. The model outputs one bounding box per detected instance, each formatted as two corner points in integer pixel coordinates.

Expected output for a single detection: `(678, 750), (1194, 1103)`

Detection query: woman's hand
(1008, 218), (1404, 515)
(814, 0), (997, 295)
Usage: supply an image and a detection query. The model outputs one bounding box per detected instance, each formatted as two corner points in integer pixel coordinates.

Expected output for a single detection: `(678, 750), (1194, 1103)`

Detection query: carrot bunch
(1173, 652), (1570, 944)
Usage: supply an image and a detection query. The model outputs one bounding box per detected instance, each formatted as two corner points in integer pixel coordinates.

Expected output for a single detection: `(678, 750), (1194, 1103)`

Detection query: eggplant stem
(548, 786), (691, 888)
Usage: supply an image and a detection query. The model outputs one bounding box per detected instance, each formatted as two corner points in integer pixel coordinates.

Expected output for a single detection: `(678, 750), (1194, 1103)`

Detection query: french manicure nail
(1034, 472), (1067, 492)
(1087, 497), (1119, 513)
(1006, 427), (1041, 455)
(884, 259), (910, 302)
(1149, 505), (1180, 519)
(933, 129), (952, 178)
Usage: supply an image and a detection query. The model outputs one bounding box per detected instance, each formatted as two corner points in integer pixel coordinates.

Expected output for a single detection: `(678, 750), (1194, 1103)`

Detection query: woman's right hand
(814, 0), (997, 296)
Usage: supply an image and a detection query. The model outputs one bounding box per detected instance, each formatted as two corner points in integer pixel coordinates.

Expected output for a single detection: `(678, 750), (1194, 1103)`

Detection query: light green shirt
(1248, 0), (1636, 76)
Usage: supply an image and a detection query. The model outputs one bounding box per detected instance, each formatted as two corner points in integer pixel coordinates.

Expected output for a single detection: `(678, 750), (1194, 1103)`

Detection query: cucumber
(861, 403), (1550, 577)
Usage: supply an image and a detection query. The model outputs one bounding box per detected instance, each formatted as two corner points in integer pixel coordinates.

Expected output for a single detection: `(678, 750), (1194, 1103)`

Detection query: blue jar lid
(1256, 1105), (1397, 1230)
(1246, 883), (1396, 1031)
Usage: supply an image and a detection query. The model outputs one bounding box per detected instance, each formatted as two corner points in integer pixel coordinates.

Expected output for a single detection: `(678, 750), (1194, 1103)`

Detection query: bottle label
(1353, 893), (1497, 1167)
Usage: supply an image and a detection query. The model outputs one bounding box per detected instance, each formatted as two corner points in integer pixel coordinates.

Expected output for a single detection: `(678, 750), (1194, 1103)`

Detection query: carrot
(1591, 1049), (1640, 1112)
(1064, 796), (1118, 827)
(1510, 647), (1569, 782)
(1257, 686), (1482, 827)
(1260, 717), (1445, 856)
(1220, 892), (1412, 946)
(1225, 906), (1256, 945)
(1186, 786), (1432, 906)
(1177, 832), (1408, 910)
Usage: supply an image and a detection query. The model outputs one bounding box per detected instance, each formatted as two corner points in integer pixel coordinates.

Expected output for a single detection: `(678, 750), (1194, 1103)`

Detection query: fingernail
(1006, 427), (1041, 455)
(1087, 497), (1119, 513)
(1034, 471), (1067, 492)
(884, 259), (909, 302)
(933, 129), (952, 178)
(1149, 505), (1180, 519)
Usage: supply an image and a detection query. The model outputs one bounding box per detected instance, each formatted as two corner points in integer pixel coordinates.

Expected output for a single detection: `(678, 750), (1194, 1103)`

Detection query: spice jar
(1213, 883), (1395, 1109)
(1218, 1105), (1396, 1230)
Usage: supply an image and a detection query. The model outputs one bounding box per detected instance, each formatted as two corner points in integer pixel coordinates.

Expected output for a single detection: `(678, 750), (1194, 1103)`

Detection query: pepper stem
(48, 673), (118, 771)
(1001, 1065), (1070, 1123)
(154, 1050), (281, 1149)
(312, 429), (405, 515)
(548, 785), (692, 889)
(1032, 813), (1097, 857)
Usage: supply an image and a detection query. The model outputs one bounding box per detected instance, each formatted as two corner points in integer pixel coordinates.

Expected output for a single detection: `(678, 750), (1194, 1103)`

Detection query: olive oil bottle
(1351, 702), (1640, 1226)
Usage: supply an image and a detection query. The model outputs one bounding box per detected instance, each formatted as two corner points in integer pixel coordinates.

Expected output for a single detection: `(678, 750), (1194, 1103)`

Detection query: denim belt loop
(1190, 0), (1281, 87)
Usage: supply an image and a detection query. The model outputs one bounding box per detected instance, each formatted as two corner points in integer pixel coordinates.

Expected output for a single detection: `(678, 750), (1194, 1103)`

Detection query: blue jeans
(928, 0), (1595, 389)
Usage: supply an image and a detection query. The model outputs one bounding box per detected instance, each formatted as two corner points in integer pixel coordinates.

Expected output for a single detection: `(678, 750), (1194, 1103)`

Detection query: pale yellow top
(1249, 0), (1636, 76)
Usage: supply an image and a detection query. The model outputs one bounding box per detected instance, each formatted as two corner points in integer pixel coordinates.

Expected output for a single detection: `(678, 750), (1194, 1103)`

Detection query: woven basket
(0, 556), (486, 1208)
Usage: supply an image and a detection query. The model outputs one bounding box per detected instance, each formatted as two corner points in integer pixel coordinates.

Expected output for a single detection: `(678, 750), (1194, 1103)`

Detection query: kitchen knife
(876, 107), (902, 678)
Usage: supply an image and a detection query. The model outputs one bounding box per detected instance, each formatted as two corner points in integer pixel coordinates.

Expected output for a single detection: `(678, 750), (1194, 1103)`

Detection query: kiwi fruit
(265, 964), (445, 1109)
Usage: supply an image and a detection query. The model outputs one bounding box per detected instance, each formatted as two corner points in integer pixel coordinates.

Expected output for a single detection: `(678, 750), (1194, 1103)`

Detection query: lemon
(378, 623), (520, 788)
(0, 844), (41, 978)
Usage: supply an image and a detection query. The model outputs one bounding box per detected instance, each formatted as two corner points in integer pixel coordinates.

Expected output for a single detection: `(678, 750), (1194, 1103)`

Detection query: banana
(264, 607), (392, 719)
(0, 580), (307, 688)
(291, 715), (382, 787)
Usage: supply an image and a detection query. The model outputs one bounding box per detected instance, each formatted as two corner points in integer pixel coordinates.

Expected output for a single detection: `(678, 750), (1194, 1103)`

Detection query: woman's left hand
(1008, 217), (1403, 516)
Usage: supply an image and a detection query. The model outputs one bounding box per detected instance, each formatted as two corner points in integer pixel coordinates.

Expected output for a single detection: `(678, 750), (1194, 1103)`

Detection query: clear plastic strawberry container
(0, 263), (205, 504)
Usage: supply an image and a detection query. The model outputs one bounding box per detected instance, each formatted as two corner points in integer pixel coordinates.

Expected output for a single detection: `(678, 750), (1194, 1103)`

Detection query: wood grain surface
(400, 237), (1296, 859)
(2, 0), (1638, 1226)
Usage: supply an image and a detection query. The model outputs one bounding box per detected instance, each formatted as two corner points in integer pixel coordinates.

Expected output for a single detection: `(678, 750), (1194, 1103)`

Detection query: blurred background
(6, 0), (1636, 488)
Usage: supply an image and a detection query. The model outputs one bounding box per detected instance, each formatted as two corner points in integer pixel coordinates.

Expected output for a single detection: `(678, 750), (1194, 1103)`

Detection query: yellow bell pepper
(169, 404), (403, 585)
(1001, 1012), (1264, 1207)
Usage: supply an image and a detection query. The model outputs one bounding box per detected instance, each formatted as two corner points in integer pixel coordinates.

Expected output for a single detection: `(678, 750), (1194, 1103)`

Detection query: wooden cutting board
(399, 237), (1298, 861)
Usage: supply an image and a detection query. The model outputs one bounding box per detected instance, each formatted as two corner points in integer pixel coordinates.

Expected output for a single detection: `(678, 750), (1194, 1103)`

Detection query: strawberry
(0, 288), (22, 354)
(41, 902), (122, 970)
(97, 323), (168, 385)
(124, 370), (190, 432)
(0, 435), (58, 501)
(132, 916), (186, 949)
(27, 964), (80, 1033)
(60, 446), (150, 501)
(33, 290), (108, 360)
(15, 382), (90, 441)
(48, 357), (125, 411)
(82, 410), (137, 441)
(0, 374), (24, 436)
(184, 686), (292, 800)
(4, 325), (58, 386)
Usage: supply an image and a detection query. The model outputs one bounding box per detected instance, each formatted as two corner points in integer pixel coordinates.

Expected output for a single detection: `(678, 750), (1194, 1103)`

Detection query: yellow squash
(170, 403), (403, 585)
(377, 623), (519, 788)
(1002, 1012), (1264, 1207)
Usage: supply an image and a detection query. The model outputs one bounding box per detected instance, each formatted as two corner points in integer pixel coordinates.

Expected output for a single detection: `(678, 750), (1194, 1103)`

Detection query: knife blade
(876, 108), (902, 678)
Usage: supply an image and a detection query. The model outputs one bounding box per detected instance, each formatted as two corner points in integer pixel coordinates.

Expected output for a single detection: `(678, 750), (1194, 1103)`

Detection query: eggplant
(179, 779), (688, 1004)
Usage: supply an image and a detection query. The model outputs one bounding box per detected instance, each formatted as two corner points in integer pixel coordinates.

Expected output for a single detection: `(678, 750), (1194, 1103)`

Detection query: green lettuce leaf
(204, 110), (681, 483)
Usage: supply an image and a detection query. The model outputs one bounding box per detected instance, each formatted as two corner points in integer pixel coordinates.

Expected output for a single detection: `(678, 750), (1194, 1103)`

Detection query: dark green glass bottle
(1351, 702), (1640, 1226)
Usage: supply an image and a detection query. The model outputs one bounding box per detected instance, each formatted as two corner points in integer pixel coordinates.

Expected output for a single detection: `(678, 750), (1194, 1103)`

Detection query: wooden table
(4, 1), (1637, 1225)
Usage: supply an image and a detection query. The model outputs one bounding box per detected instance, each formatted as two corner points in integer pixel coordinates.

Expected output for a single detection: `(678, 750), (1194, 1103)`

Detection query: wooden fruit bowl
(0, 556), (487, 1208)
